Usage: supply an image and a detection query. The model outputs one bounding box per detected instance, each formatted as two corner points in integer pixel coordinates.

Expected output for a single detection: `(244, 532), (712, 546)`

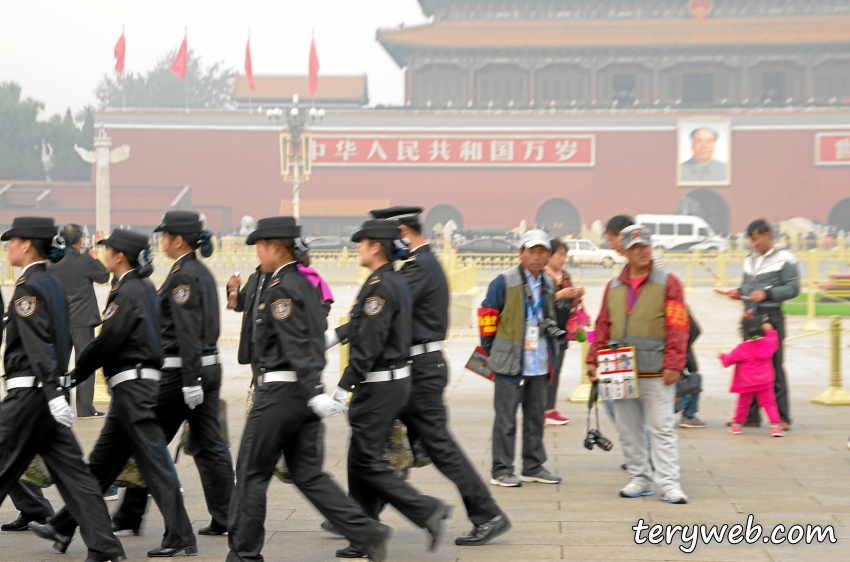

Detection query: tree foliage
(96, 49), (235, 109)
(0, 82), (94, 181)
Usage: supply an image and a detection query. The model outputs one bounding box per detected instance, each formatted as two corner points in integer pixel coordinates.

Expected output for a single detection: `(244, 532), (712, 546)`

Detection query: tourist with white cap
(480, 229), (563, 487)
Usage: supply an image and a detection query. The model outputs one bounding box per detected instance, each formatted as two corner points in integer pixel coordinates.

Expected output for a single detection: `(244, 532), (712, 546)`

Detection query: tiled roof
(233, 75), (367, 103)
(278, 198), (390, 217)
(378, 16), (850, 64)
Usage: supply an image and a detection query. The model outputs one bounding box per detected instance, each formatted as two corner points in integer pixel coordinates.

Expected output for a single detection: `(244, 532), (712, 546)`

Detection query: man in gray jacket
(729, 219), (799, 429)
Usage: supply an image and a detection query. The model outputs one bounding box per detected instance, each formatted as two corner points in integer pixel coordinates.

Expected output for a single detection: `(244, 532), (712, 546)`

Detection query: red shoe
(729, 423), (743, 435)
(544, 411), (570, 426)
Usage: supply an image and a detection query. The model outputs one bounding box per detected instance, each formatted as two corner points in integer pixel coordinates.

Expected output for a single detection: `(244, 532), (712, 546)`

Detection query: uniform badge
(15, 296), (36, 318)
(364, 296), (385, 316)
(103, 302), (119, 320)
(172, 284), (190, 305)
(271, 299), (292, 320)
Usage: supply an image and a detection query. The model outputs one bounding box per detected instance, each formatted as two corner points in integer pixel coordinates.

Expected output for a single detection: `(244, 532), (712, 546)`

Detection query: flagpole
(248, 28), (252, 112)
(184, 26), (189, 112)
(121, 25), (126, 111)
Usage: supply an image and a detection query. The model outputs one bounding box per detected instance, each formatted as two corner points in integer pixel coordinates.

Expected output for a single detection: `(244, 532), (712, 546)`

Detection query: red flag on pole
(114, 32), (126, 73)
(308, 36), (320, 98)
(245, 38), (257, 91)
(171, 34), (188, 80)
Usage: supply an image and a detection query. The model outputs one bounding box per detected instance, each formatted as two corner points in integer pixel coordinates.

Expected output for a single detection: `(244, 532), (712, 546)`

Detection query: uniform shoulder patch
(103, 302), (119, 320)
(15, 296), (36, 318)
(364, 296), (385, 316)
(172, 284), (190, 305)
(271, 298), (292, 320)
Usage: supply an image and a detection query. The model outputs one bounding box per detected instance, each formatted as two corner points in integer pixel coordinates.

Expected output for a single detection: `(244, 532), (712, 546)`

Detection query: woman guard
(28, 229), (197, 557)
(0, 217), (126, 562)
(331, 219), (452, 558)
(112, 211), (234, 538)
(226, 216), (391, 562)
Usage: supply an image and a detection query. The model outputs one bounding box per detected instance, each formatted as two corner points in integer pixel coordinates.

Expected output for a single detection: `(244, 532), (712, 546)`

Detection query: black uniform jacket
(71, 269), (164, 385)
(49, 248), (110, 328)
(234, 267), (263, 365)
(159, 252), (220, 386)
(338, 263), (413, 392)
(3, 262), (71, 401)
(253, 262), (326, 401)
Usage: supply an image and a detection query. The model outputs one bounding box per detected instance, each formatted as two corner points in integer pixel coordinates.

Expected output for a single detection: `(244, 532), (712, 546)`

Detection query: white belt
(410, 341), (444, 357)
(163, 354), (221, 369)
(364, 366), (411, 383)
(58, 375), (71, 387)
(258, 371), (297, 385)
(4, 376), (41, 390)
(108, 369), (162, 389)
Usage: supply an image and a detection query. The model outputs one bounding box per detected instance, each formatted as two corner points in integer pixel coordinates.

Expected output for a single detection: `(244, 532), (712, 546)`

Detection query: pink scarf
(297, 264), (334, 302)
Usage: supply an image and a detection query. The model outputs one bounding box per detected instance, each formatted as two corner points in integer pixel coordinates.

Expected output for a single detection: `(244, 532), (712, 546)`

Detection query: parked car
(636, 214), (728, 251)
(306, 236), (356, 251)
(565, 239), (625, 268)
(456, 238), (519, 253)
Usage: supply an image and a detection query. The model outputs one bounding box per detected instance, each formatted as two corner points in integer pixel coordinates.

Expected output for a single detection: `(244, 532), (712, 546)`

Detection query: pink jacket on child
(721, 329), (779, 393)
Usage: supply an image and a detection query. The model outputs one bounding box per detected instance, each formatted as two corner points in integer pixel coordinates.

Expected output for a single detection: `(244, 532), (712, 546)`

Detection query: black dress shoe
(320, 519), (343, 536)
(198, 519), (227, 536)
(455, 513), (512, 546)
(364, 523), (392, 562)
(111, 521), (141, 535)
(2, 514), (45, 532)
(85, 556), (127, 562)
(146, 544), (198, 557)
(335, 544), (367, 558)
(27, 522), (71, 554)
(424, 502), (453, 552)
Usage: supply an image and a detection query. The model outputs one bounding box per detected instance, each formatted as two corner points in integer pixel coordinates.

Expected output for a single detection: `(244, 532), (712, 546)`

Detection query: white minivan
(636, 214), (728, 251)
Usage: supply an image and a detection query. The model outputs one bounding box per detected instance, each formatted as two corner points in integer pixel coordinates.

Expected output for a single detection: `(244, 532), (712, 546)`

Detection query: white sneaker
(619, 482), (652, 498)
(660, 489), (689, 504)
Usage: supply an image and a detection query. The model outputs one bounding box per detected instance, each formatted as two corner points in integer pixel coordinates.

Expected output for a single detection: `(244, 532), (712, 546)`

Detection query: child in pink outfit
(719, 315), (784, 437)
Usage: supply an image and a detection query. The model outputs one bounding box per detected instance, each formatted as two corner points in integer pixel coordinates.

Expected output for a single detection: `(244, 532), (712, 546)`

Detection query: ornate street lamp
(267, 94), (324, 223)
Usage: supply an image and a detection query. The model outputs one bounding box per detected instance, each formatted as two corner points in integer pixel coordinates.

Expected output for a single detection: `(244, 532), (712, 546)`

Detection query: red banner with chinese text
(815, 132), (850, 166)
(311, 133), (595, 167)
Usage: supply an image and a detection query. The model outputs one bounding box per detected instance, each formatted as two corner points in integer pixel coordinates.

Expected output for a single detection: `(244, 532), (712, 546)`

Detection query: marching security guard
(227, 217), (391, 562)
(113, 211), (234, 537)
(29, 230), (197, 557)
(331, 219), (452, 558)
(373, 206), (510, 544)
(0, 217), (125, 562)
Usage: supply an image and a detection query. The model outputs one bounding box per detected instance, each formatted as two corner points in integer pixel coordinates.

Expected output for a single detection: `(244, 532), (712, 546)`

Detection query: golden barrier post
(567, 339), (592, 403)
(808, 248), (818, 286)
(714, 248), (726, 287)
(339, 315), (350, 374)
(802, 279), (822, 332)
(811, 316), (850, 405)
(92, 324), (111, 404)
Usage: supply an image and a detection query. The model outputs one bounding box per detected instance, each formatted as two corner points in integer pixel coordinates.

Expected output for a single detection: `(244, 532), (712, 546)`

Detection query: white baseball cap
(520, 229), (551, 251)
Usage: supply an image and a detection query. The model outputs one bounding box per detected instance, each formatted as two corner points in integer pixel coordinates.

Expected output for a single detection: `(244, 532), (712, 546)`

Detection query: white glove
(308, 394), (345, 418)
(182, 386), (204, 410)
(48, 396), (74, 428)
(324, 330), (340, 350)
(332, 386), (349, 406)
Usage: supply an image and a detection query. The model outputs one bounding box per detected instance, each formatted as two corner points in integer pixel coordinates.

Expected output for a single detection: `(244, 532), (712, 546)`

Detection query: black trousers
(394, 352), (500, 525)
(747, 309), (791, 425)
(546, 341), (567, 411)
(348, 376), (440, 526)
(0, 388), (124, 562)
(70, 326), (98, 417)
(8, 480), (54, 520)
(227, 383), (380, 562)
(113, 365), (234, 529)
(492, 375), (548, 478)
(51, 379), (195, 548)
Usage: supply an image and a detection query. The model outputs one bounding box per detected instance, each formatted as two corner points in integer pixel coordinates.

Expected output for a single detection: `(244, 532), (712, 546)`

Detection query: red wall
(106, 127), (850, 233)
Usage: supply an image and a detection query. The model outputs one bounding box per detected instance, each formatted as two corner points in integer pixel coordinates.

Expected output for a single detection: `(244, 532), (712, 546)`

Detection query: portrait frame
(677, 118), (732, 187)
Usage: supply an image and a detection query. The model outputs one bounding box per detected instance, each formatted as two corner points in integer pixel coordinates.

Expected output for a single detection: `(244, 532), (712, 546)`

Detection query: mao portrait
(677, 119), (731, 186)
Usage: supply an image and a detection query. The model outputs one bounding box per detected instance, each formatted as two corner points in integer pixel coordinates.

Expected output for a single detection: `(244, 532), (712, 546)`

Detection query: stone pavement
(1, 283), (849, 562)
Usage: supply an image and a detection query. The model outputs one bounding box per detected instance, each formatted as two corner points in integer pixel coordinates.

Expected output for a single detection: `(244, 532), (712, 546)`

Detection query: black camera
(539, 318), (566, 339)
(583, 428), (614, 452)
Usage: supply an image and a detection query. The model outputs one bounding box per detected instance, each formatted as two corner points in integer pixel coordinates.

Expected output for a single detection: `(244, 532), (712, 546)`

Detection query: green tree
(96, 49), (235, 109)
(0, 82), (45, 180)
(42, 107), (95, 181)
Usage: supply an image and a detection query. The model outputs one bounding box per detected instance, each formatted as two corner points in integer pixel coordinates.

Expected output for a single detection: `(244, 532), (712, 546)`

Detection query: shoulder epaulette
(269, 278), (281, 288)
(368, 276), (381, 285)
(171, 265), (181, 274)
(15, 277), (25, 287)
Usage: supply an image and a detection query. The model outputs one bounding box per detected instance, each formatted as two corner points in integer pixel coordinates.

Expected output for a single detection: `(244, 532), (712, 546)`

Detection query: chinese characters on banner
(815, 132), (850, 166)
(310, 134), (595, 167)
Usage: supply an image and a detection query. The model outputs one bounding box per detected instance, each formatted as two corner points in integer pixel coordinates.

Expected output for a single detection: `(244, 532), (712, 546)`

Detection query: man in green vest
(587, 225), (690, 504)
(480, 229), (562, 488)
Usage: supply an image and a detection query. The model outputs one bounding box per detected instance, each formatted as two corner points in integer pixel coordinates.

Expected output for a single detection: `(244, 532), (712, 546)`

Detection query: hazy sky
(0, 0), (429, 117)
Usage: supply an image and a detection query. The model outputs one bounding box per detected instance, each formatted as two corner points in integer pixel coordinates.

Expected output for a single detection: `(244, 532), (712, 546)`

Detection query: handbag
(567, 305), (591, 341)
